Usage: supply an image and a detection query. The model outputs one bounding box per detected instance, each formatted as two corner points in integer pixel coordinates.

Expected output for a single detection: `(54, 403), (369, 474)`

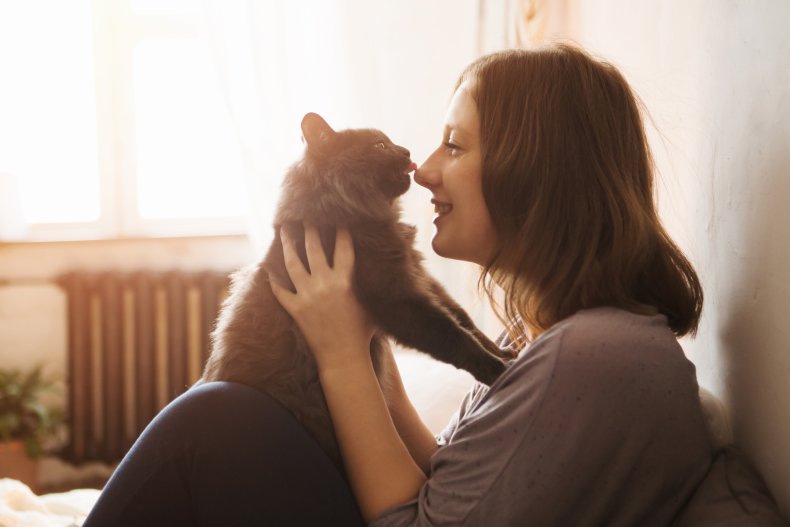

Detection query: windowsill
(0, 234), (257, 288)
(0, 232), (249, 248)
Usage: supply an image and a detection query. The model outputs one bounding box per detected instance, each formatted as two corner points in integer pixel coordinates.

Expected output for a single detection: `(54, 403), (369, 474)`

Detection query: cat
(200, 112), (510, 470)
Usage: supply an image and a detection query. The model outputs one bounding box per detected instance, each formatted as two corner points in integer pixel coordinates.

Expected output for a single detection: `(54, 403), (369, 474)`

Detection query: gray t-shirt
(371, 307), (713, 526)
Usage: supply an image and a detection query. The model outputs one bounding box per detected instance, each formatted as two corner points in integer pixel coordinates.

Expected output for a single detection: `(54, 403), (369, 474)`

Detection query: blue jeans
(83, 382), (364, 526)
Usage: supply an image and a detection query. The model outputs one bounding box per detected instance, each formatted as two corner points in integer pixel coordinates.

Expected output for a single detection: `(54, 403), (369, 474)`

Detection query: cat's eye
(375, 141), (387, 149)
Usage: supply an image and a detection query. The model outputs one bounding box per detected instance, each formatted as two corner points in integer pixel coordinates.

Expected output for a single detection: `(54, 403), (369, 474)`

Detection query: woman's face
(414, 81), (497, 266)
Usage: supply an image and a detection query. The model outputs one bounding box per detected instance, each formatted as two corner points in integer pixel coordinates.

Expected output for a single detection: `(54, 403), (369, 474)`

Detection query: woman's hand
(269, 222), (376, 372)
(271, 223), (428, 519)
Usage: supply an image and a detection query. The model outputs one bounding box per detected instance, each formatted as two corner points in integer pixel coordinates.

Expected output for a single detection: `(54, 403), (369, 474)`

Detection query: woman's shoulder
(560, 306), (685, 364)
(533, 306), (680, 357)
(500, 306), (694, 395)
(558, 307), (681, 354)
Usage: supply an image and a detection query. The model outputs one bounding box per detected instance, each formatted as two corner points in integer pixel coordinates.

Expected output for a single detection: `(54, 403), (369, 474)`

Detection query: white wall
(565, 0), (790, 513)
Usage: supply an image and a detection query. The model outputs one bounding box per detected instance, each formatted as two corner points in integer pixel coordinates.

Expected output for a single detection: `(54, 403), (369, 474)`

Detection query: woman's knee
(159, 381), (302, 445)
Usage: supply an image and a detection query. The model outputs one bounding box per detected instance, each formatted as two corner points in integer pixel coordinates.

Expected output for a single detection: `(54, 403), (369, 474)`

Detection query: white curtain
(0, 172), (27, 241)
(201, 0), (511, 335)
(477, 0), (571, 52)
(201, 0), (359, 252)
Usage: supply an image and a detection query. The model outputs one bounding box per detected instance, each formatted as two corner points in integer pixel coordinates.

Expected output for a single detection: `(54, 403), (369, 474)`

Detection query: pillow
(673, 445), (788, 526)
(698, 387), (733, 448)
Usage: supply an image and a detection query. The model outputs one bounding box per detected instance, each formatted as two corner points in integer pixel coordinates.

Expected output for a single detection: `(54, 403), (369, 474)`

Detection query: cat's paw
(475, 358), (507, 386)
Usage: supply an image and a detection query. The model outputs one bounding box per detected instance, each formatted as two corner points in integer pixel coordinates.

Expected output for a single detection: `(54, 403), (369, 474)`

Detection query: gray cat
(200, 113), (510, 470)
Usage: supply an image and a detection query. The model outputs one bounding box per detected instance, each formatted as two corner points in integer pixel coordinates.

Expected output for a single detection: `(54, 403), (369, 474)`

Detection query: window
(0, 0), (246, 241)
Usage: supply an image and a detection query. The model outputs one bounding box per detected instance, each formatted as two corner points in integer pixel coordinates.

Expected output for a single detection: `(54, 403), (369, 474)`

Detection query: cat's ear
(301, 113), (336, 151)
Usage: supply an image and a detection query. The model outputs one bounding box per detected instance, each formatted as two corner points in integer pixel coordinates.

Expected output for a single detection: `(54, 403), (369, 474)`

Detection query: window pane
(0, 1), (100, 224)
(133, 39), (246, 220)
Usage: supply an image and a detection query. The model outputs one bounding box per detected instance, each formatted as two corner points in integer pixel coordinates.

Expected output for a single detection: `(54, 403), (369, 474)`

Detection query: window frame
(23, 0), (246, 242)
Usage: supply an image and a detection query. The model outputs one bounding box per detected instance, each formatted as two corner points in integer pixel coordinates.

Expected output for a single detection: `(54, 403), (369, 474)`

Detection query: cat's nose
(397, 146), (411, 158)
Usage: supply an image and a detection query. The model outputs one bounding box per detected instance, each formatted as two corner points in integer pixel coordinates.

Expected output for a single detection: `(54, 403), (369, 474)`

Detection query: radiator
(56, 271), (230, 464)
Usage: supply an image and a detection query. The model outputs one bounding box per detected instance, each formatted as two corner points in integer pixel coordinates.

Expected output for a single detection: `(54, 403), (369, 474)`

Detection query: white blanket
(0, 478), (100, 527)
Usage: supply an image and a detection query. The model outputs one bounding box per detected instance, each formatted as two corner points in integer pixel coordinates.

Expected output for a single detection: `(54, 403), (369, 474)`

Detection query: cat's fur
(201, 113), (509, 470)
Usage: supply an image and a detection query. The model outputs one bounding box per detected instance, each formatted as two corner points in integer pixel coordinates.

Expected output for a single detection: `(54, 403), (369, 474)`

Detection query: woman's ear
(301, 113), (335, 151)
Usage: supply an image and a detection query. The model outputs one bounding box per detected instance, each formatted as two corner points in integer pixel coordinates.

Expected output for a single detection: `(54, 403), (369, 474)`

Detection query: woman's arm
(319, 359), (427, 522)
(378, 349), (439, 475)
(270, 224), (427, 522)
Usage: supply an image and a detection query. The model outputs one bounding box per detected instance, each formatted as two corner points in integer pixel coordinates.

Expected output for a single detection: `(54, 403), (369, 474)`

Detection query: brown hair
(458, 43), (703, 343)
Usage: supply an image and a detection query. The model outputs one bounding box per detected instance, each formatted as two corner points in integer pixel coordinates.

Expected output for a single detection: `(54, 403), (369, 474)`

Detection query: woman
(84, 43), (713, 526)
(270, 43), (712, 525)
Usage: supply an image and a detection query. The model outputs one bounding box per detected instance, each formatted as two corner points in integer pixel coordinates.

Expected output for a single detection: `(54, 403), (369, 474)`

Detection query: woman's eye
(444, 142), (460, 154)
(375, 142), (387, 149)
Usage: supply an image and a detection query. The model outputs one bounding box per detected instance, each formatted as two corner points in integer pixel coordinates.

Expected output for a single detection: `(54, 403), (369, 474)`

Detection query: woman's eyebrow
(444, 124), (472, 137)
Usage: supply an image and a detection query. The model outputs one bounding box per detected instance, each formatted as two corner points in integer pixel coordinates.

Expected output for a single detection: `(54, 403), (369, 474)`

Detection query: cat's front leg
(423, 276), (514, 360)
(360, 288), (507, 385)
(352, 229), (507, 385)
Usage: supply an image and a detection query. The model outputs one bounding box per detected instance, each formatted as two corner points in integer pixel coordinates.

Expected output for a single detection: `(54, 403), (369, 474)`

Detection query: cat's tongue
(408, 162), (418, 173)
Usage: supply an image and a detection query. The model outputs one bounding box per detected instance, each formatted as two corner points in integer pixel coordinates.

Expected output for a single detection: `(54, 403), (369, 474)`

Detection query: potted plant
(0, 364), (64, 492)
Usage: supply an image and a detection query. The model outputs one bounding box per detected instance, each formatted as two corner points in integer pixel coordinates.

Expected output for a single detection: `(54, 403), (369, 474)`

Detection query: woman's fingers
(280, 226), (310, 286)
(304, 222), (330, 273)
(334, 227), (355, 276)
(279, 223), (354, 293)
(268, 272), (297, 309)
(269, 223), (373, 370)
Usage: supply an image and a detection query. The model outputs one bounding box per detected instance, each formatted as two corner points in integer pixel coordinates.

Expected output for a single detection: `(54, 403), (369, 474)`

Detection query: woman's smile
(432, 199), (453, 220)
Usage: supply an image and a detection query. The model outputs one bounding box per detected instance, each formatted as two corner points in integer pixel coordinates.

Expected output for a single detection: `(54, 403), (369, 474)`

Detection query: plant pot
(0, 439), (40, 493)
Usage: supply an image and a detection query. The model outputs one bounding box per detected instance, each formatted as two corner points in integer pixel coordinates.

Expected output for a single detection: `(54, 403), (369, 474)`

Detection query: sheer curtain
(201, 0), (521, 336)
(477, 0), (571, 52)
(0, 172), (27, 241)
(201, 0), (358, 251)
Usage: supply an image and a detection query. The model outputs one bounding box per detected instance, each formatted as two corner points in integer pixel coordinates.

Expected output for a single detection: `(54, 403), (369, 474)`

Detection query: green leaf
(23, 435), (42, 458)
(0, 365), (63, 449)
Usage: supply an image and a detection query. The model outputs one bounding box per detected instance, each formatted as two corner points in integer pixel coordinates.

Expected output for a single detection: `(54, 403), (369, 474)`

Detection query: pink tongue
(409, 162), (418, 171)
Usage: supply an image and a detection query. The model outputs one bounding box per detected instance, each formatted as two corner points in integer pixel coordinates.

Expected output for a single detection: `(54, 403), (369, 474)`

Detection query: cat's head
(299, 112), (415, 207)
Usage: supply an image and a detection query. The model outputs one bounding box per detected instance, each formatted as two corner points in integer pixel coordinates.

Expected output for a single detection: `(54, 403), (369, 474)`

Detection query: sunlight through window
(0, 1), (100, 224)
(133, 39), (246, 220)
(0, 1), (248, 239)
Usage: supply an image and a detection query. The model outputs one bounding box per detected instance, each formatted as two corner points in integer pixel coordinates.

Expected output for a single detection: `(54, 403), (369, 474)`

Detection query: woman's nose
(414, 156), (440, 189)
